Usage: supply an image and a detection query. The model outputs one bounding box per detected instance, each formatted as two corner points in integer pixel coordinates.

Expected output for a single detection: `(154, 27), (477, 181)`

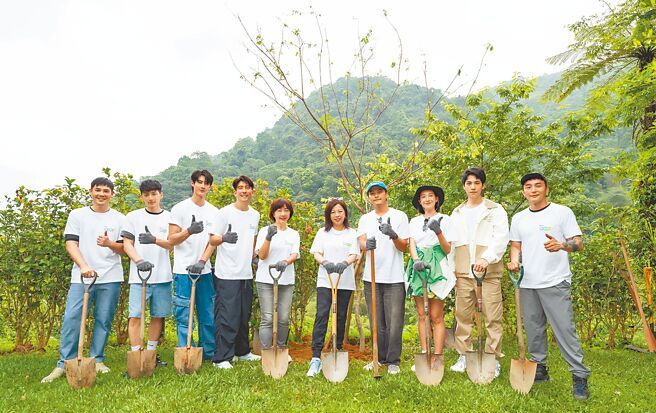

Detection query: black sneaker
(572, 375), (590, 400)
(156, 355), (167, 367)
(534, 363), (550, 382)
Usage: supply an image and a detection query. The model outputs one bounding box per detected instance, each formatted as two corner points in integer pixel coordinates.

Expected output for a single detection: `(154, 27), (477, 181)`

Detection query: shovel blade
(414, 353), (444, 386)
(510, 358), (537, 394)
(465, 351), (496, 385)
(320, 351), (348, 383)
(127, 349), (157, 378)
(261, 347), (288, 379)
(174, 346), (203, 374)
(64, 357), (96, 389)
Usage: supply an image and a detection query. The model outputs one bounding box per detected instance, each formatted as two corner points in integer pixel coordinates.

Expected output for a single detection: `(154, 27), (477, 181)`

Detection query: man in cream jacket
(449, 167), (509, 379)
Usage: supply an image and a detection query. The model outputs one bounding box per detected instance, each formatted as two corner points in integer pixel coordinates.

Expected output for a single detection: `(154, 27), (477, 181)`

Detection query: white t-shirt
(408, 213), (458, 248)
(169, 198), (218, 275)
(124, 208), (173, 284)
(255, 226), (300, 285)
(210, 204), (260, 280)
(509, 203), (582, 289)
(462, 202), (486, 244)
(63, 207), (126, 284)
(310, 227), (360, 290)
(357, 208), (410, 284)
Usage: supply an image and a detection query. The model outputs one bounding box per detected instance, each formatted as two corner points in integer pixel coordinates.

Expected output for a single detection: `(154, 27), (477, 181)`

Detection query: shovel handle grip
(508, 265), (524, 288)
(79, 272), (98, 292)
(268, 264), (283, 282)
(186, 272), (201, 283)
(137, 268), (153, 283)
(470, 264), (487, 286)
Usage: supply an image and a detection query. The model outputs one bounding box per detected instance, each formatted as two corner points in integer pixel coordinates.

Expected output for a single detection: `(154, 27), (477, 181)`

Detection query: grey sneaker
(388, 364), (401, 375)
(363, 361), (381, 371)
(494, 360), (501, 378)
(306, 357), (321, 377)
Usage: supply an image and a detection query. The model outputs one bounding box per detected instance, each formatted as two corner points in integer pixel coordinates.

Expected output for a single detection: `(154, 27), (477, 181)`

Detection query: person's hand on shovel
(333, 261), (349, 274)
(321, 260), (336, 274)
(274, 260), (288, 273)
(187, 215), (204, 236)
(222, 224), (238, 244)
(413, 260), (431, 273)
(379, 217), (398, 240)
(507, 260), (521, 273)
(81, 267), (97, 278)
(136, 260), (154, 272)
(472, 258), (489, 273)
(186, 259), (206, 275)
(365, 237), (377, 251)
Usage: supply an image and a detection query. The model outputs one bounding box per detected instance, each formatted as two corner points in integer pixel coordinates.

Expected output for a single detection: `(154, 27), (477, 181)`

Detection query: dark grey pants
(363, 281), (405, 366)
(311, 287), (353, 358)
(520, 280), (590, 378)
(212, 278), (253, 363)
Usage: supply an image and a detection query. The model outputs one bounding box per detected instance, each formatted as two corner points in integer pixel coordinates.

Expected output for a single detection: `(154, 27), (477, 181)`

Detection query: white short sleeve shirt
(169, 198), (218, 275)
(124, 208), (172, 284)
(210, 204), (260, 280)
(255, 226), (300, 285)
(310, 227), (360, 290)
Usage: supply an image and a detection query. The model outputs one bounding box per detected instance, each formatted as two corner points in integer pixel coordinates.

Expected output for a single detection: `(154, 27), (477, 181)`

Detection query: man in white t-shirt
(121, 179), (173, 366)
(508, 173), (590, 400)
(357, 181), (410, 374)
(201, 175), (261, 369)
(168, 170), (219, 360)
(449, 168), (509, 378)
(42, 177), (126, 383)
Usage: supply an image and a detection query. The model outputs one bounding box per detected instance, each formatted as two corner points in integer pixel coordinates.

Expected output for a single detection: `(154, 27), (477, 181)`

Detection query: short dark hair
(521, 173), (548, 187)
(191, 170), (213, 185)
(90, 177), (114, 191)
(324, 198), (350, 231)
(269, 198), (294, 221)
(232, 175), (254, 190)
(461, 167), (486, 185)
(139, 179), (162, 193)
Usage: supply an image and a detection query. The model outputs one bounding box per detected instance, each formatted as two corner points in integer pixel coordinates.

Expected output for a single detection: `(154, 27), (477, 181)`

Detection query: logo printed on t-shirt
(539, 225), (553, 231)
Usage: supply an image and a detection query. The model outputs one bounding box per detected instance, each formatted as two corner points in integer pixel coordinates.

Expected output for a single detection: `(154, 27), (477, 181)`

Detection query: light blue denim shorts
(128, 282), (172, 318)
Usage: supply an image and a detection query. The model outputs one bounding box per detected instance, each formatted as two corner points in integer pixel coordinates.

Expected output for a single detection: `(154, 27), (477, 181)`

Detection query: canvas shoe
(572, 375), (590, 401)
(388, 364), (401, 375)
(213, 361), (233, 369)
(156, 354), (167, 367)
(450, 355), (466, 373)
(494, 360), (501, 378)
(96, 362), (111, 374)
(238, 352), (261, 362)
(306, 358), (321, 377)
(363, 361), (381, 371)
(41, 367), (65, 383)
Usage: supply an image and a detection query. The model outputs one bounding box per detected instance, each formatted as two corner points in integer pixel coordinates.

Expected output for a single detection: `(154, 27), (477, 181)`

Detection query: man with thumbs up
(203, 175), (261, 369)
(121, 180), (173, 362)
(356, 181), (409, 374)
(168, 170), (219, 360)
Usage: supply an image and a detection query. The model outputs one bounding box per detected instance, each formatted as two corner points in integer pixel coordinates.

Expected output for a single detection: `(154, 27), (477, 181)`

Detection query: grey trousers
(257, 282), (294, 348)
(363, 281), (406, 366)
(520, 280), (590, 378)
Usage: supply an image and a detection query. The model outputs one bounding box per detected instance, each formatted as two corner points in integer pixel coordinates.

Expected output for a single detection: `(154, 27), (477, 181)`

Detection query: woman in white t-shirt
(406, 185), (456, 363)
(306, 198), (360, 377)
(255, 198), (300, 351)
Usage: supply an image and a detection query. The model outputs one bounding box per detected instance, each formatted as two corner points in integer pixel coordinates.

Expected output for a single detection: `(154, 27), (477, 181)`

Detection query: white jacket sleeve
(481, 206), (509, 264)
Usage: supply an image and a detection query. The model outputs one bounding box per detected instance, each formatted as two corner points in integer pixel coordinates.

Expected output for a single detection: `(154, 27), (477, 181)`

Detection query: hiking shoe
(96, 362), (110, 374)
(363, 361), (381, 371)
(494, 360), (501, 378)
(535, 363), (550, 382)
(306, 357), (321, 377)
(156, 355), (167, 367)
(572, 375), (590, 401)
(388, 364), (400, 375)
(238, 352), (261, 362)
(213, 361), (233, 369)
(41, 367), (65, 383)
(450, 355), (466, 373)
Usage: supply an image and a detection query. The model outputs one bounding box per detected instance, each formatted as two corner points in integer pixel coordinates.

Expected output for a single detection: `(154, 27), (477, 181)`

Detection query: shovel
(465, 265), (497, 385)
(174, 272), (203, 374)
(65, 272), (98, 389)
(369, 249), (382, 379)
(127, 268), (157, 378)
(321, 270), (349, 383)
(508, 265), (536, 394)
(261, 265), (289, 379)
(414, 269), (444, 386)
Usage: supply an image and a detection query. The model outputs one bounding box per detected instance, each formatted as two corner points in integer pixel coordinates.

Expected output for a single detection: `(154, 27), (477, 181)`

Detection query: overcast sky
(0, 0), (615, 199)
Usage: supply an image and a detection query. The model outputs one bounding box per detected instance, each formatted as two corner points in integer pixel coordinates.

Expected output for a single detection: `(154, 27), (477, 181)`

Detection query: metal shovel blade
(414, 353), (444, 386)
(510, 358), (537, 394)
(261, 347), (288, 379)
(173, 346), (203, 374)
(127, 349), (157, 378)
(65, 357), (96, 389)
(321, 350), (349, 383)
(465, 350), (496, 385)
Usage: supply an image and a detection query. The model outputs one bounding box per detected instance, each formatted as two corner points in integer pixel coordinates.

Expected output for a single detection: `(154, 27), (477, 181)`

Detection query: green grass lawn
(1, 342), (655, 413)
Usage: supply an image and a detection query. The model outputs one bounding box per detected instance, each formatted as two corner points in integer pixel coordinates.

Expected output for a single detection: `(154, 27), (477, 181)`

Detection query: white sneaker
(238, 352), (261, 362)
(95, 362), (110, 374)
(363, 361), (381, 371)
(388, 364), (400, 375)
(213, 361), (233, 369)
(306, 357), (321, 377)
(450, 355), (466, 373)
(41, 367), (65, 383)
(287, 354), (292, 363)
(494, 360), (501, 378)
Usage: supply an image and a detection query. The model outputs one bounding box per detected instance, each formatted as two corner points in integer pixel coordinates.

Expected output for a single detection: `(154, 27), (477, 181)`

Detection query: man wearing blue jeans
(42, 177), (126, 383)
(168, 170), (219, 360)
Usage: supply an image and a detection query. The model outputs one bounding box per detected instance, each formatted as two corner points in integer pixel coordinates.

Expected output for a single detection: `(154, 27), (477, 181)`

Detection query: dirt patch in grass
(288, 336), (372, 362)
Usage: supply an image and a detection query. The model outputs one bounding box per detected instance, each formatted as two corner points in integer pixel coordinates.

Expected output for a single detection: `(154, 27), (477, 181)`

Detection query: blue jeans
(173, 273), (215, 360)
(57, 282), (121, 368)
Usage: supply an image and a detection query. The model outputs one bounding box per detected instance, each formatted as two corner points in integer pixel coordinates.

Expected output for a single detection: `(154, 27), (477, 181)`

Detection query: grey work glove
(265, 224), (278, 241)
(321, 261), (335, 274)
(222, 224), (238, 244)
(379, 217), (398, 240)
(413, 260), (431, 273)
(136, 260), (154, 272)
(333, 261), (349, 274)
(274, 260), (288, 273)
(426, 217), (443, 236)
(365, 237), (377, 251)
(187, 215), (204, 235)
(138, 225), (156, 244)
(186, 259), (206, 274)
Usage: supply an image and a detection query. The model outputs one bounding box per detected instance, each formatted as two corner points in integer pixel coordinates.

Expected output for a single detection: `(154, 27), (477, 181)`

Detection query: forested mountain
(147, 73), (632, 209)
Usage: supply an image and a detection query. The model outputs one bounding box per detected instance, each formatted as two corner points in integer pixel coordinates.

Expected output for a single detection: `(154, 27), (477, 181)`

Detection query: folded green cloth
(406, 244), (447, 296)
